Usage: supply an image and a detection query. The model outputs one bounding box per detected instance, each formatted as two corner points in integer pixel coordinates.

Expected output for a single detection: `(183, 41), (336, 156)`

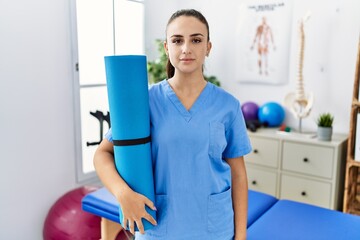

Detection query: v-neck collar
(163, 80), (211, 122)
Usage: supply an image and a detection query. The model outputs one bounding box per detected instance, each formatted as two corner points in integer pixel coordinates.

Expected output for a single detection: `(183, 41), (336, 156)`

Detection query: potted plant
(147, 39), (221, 86)
(316, 113), (334, 141)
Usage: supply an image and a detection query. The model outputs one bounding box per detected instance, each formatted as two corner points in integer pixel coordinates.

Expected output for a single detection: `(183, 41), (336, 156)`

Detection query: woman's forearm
(93, 140), (157, 234)
(227, 157), (248, 240)
(232, 171), (248, 239)
(93, 140), (131, 199)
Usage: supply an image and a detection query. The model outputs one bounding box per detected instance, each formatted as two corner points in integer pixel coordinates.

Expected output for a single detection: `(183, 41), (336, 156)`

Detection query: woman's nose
(181, 42), (191, 54)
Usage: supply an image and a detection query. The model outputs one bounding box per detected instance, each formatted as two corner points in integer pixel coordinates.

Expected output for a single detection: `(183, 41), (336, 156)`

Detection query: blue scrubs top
(105, 80), (252, 240)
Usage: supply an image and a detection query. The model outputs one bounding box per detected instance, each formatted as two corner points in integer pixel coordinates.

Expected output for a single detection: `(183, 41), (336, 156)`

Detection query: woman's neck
(168, 71), (207, 94)
(167, 72), (208, 111)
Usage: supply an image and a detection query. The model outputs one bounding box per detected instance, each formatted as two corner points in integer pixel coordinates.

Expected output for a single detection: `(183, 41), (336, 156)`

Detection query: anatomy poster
(236, 1), (292, 84)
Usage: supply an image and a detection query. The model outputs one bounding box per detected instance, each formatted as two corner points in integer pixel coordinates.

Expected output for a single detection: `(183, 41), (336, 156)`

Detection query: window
(70, 0), (144, 182)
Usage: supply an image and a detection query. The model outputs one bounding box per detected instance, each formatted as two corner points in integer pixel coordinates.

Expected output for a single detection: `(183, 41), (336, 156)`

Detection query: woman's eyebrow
(190, 33), (204, 37)
(170, 34), (183, 38)
(170, 33), (204, 38)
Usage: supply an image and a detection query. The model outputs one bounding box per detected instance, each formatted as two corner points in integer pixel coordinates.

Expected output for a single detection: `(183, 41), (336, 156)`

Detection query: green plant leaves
(316, 113), (334, 127)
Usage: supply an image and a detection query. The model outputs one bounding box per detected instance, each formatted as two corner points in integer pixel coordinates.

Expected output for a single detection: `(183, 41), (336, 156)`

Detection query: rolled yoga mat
(104, 55), (156, 231)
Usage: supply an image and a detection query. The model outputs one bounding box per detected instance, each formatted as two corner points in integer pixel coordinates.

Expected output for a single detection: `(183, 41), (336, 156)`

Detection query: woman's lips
(180, 58), (195, 62)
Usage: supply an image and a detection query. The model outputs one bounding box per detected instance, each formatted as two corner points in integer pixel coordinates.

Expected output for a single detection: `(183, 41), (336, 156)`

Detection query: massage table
(82, 187), (360, 239)
(247, 199), (360, 239)
(82, 187), (278, 239)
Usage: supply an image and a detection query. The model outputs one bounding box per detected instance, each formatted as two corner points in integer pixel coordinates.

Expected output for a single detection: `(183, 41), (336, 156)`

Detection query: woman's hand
(117, 188), (157, 235)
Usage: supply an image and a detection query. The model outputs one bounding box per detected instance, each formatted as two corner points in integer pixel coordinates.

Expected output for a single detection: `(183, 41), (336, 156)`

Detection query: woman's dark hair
(165, 9), (210, 79)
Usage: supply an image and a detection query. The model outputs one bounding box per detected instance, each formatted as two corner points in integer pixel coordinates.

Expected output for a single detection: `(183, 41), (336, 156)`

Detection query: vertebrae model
(284, 12), (314, 121)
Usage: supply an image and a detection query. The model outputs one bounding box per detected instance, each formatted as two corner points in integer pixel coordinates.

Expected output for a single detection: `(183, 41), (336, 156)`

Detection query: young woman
(94, 9), (252, 240)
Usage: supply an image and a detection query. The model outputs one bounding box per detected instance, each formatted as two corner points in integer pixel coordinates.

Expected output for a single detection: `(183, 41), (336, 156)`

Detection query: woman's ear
(164, 41), (169, 56)
(206, 41), (212, 57)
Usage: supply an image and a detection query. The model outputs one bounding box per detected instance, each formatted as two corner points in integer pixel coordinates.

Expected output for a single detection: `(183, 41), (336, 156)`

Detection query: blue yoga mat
(104, 55), (156, 231)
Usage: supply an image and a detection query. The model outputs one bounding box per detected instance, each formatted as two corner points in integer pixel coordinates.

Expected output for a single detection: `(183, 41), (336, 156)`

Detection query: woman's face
(165, 16), (211, 77)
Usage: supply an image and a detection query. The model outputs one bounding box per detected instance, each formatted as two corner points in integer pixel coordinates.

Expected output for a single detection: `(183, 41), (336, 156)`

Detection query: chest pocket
(209, 122), (227, 159)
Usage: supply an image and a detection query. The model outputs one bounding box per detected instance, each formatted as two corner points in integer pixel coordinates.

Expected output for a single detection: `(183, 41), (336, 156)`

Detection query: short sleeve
(223, 101), (252, 159)
(104, 128), (113, 143)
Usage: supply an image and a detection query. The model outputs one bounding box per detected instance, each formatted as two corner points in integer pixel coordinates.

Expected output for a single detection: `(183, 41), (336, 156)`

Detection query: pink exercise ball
(43, 186), (101, 240)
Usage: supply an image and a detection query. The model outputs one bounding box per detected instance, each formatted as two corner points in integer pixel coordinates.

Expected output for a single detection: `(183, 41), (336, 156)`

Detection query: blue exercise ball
(258, 102), (285, 127)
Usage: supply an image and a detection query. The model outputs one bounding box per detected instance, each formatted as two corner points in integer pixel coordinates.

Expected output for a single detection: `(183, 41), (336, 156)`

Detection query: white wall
(144, 0), (179, 60)
(146, 0), (360, 133)
(0, 1), (179, 239)
(0, 0), (359, 239)
(0, 0), (80, 239)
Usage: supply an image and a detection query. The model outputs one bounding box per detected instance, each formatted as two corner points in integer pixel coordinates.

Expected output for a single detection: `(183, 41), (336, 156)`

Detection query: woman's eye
(193, 38), (202, 43)
(172, 39), (182, 44)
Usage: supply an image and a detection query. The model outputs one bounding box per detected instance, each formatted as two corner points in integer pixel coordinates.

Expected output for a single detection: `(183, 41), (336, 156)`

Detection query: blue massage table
(82, 188), (360, 239)
(82, 187), (277, 239)
(82, 187), (278, 228)
(247, 199), (360, 240)
(247, 190), (278, 227)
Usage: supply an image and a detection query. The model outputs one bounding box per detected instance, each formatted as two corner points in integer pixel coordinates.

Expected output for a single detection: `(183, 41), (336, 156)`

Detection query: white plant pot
(317, 126), (332, 141)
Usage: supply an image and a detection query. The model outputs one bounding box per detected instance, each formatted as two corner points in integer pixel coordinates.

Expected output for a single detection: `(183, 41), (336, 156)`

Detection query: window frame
(69, 0), (145, 183)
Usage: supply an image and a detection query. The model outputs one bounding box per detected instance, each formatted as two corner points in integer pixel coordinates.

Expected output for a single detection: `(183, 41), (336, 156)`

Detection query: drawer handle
(252, 180), (257, 185)
(253, 149), (258, 154)
(303, 158), (309, 163)
(301, 191), (307, 196)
